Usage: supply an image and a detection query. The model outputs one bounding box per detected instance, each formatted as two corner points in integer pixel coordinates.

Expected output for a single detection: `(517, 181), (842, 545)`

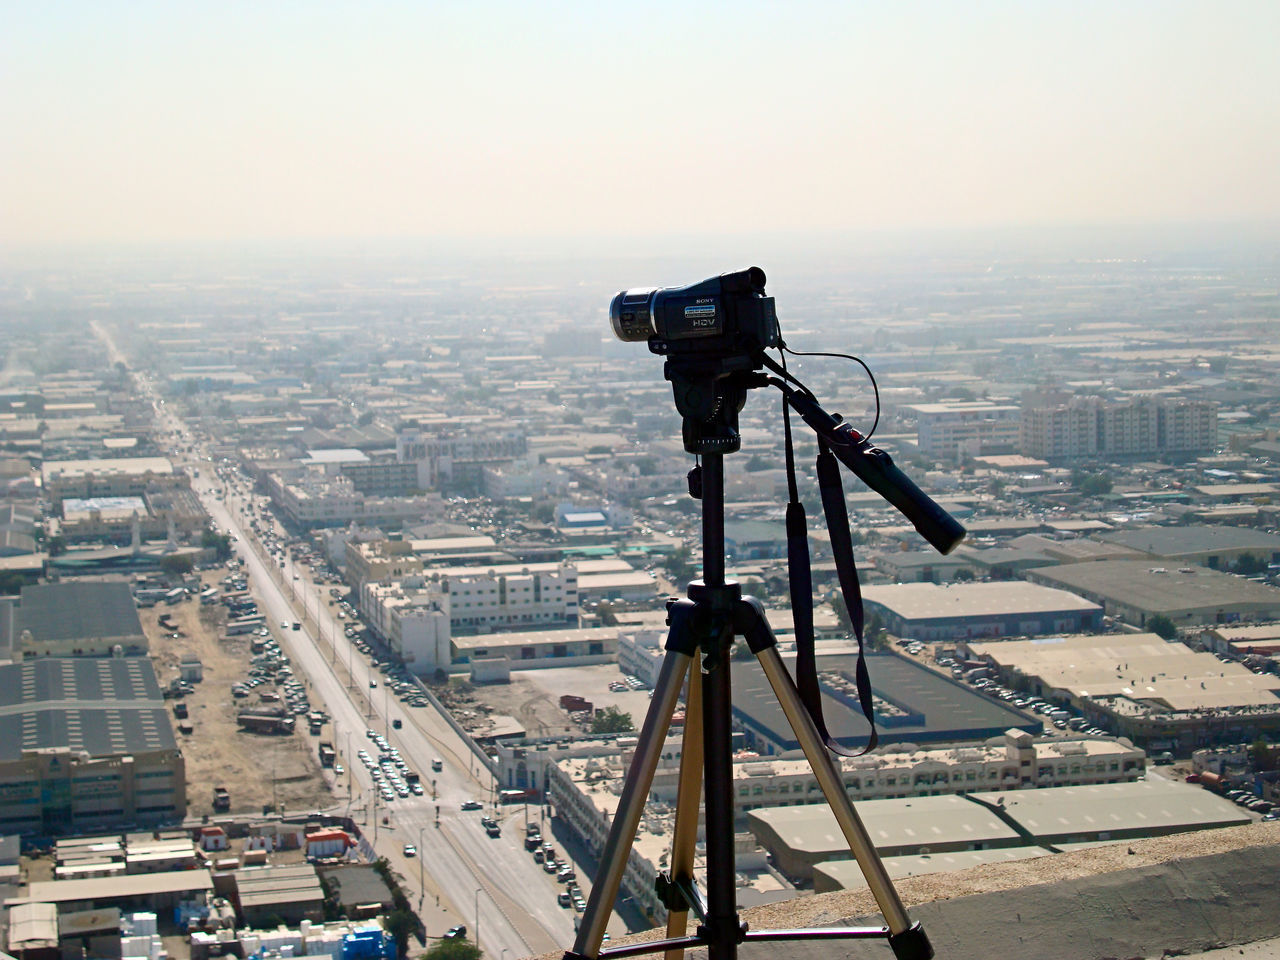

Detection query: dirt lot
(461, 663), (649, 739)
(143, 568), (334, 817)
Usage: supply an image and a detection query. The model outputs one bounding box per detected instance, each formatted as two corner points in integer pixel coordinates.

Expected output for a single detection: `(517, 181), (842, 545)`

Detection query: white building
(396, 426), (527, 489)
(358, 580), (452, 674)
(437, 564), (578, 633)
(907, 401), (1022, 459)
(267, 473), (440, 530)
(482, 455), (570, 500)
(617, 629), (666, 687)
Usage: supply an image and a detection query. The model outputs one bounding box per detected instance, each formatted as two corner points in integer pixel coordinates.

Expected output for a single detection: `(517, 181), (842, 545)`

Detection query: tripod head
(659, 357), (767, 454)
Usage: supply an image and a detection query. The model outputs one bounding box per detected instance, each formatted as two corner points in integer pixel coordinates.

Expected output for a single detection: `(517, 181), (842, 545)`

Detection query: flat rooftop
(971, 778), (1250, 840)
(0, 657), (175, 761)
(1030, 560), (1280, 617)
(966, 632), (1280, 710)
(732, 652), (1040, 752)
(21, 869), (213, 903)
(1098, 523), (1280, 558)
(861, 582), (1101, 622)
(748, 794), (1021, 859)
(42, 457), (175, 482)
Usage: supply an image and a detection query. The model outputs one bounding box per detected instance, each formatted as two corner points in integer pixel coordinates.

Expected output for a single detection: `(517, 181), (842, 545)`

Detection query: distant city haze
(3, 1), (1279, 250)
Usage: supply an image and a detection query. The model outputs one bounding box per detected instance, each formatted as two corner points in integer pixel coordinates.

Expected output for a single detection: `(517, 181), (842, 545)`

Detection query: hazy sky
(3, 1), (1278, 248)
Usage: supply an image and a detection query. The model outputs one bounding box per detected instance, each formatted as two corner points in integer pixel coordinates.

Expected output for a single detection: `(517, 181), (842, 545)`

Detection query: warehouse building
(748, 794), (1022, 881)
(17, 869), (213, 915)
(731, 653), (1040, 754)
(0, 658), (186, 835)
(750, 779), (1248, 883)
(861, 581), (1103, 642)
(231, 864), (324, 926)
(642, 728), (1144, 818)
(1027, 560), (1280, 628)
(1096, 524), (1280, 570)
(964, 632), (1280, 748)
(2, 581), (148, 659)
(40, 457), (187, 506)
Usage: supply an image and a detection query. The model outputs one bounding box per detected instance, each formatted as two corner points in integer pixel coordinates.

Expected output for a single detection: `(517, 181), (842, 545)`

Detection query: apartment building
(1020, 391), (1218, 460)
(395, 427), (527, 489)
(357, 580), (452, 674)
(906, 402), (1021, 459)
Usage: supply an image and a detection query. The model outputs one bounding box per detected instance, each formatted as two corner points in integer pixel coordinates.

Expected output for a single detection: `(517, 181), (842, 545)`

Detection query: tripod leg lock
(887, 922), (934, 960)
(695, 920), (748, 946)
(734, 596), (779, 655)
(654, 874), (685, 913)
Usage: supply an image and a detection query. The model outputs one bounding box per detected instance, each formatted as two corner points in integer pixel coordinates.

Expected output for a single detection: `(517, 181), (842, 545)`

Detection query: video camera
(610, 266), (779, 359)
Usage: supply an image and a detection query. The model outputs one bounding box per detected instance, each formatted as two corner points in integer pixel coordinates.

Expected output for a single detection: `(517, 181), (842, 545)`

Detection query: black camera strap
(782, 401), (878, 756)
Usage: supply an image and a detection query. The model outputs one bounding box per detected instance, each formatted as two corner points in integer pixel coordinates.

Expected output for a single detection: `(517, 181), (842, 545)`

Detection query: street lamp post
(418, 825), (426, 909)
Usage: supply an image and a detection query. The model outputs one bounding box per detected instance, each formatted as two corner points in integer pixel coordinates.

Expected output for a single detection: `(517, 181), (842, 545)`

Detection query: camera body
(610, 266), (779, 358)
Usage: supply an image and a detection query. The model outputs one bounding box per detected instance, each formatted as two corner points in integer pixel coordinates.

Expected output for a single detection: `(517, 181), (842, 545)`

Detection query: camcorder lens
(610, 288), (658, 342)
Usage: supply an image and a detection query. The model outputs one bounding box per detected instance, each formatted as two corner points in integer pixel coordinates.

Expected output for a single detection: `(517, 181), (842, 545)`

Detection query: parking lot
(142, 565), (335, 816)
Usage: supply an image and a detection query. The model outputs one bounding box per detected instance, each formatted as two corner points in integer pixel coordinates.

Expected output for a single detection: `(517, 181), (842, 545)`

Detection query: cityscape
(4, 3), (1280, 959)
(0, 242), (1279, 960)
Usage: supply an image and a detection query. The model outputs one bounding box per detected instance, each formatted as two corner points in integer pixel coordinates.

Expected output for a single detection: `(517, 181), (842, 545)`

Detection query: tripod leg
(663, 663), (704, 960)
(569, 649), (693, 960)
(753, 644), (916, 937)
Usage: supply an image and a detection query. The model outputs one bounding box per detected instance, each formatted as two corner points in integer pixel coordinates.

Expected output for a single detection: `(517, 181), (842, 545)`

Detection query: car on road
(443, 926), (467, 940)
(403, 843), (417, 857)
(558, 891), (571, 907)
(369, 679), (377, 688)
(461, 799), (483, 811)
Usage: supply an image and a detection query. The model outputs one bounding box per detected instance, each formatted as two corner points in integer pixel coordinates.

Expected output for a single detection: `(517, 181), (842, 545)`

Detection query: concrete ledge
(541, 822), (1280, 960)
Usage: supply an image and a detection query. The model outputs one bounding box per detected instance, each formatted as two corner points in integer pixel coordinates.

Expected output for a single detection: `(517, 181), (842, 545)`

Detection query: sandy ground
(143, 569), (334, 817)
(527, 821), (1280, 960)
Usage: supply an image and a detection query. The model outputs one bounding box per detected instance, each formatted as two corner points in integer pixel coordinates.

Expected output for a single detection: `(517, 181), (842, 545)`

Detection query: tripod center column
(700, 454), (726, 587)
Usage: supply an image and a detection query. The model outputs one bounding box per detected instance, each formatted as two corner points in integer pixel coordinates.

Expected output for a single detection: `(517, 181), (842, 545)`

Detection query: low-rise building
(5, 582), (147, 659)
(861, 581), (1104, 642)
(750, 779), (1247, 883)
(41, 457), (187, 506)
(1027, 559), (1280, 628)
(964, 632), (1280, 749)
(0, 658), (186, 835)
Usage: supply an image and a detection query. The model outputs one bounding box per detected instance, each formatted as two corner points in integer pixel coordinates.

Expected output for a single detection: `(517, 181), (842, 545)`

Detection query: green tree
(423, 939), (482, 960)
(0, 571), (27, 595)
(1232, 553), (1267, 576)
(590, 705), (635, 734)
(610, 407), (634, 424)
(357, 410), (376, 426)
(743, 454), (772, 472)
(666, 546), (696, 585)
(385, 908), (419, 958)
(202, 529), (233, 560)
(952, 568), (975, 582)
(46, 534), (67, 557)
(1249, 737), (1278, 772)
(865, 612), (888, 650)
(634, 456), (658, 476)
(564, 411), (583, 425)
(1072, 470), (1113, 497)
(160, 554), (194, 576)
(596, 601), (618, 626)
(1146, 614), (1178, 640)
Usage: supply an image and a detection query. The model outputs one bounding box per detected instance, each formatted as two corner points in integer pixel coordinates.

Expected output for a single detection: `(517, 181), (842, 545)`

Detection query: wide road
(97, 345), (601, 957)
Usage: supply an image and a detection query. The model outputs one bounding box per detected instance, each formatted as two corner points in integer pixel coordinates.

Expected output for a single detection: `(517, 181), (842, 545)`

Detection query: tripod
(565, 451), (933, 960)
